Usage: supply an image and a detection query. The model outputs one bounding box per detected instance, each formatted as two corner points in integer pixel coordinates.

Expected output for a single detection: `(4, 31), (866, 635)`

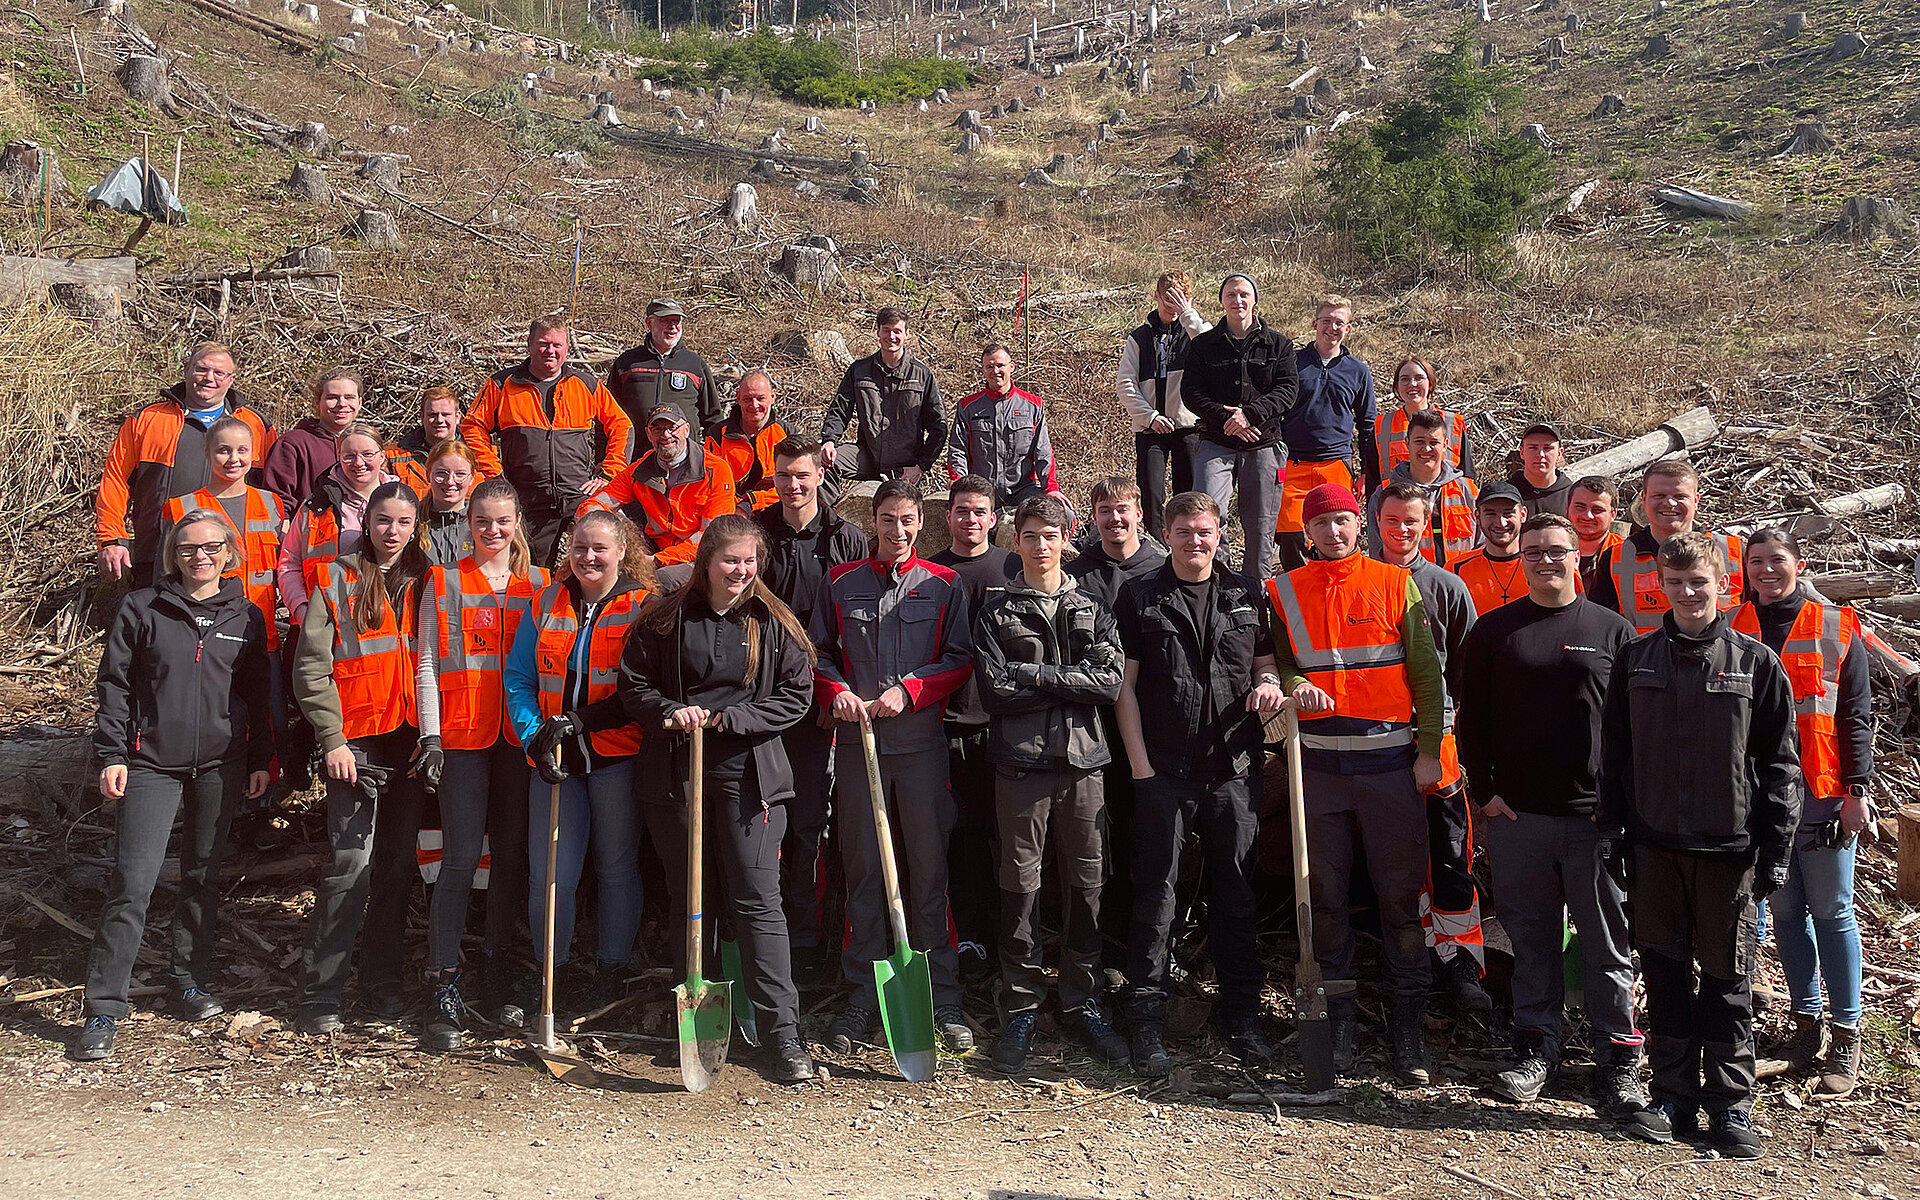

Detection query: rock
(285, 161), (332, 202)
(1201, 82), (1226, 103)
(1023, 168), (1058, 186)
(1590, 92), (1625, 117)
(358, 154), (403, 191)
(116, 53), (178, 114)
(722, 181), (758, 230)
(1826, 30), (1866, 58)
(1829, 195), (1913, 241)
(0, 140), (70, 205)
(348, 208), (399, 248)
(771, 328), (855, 370)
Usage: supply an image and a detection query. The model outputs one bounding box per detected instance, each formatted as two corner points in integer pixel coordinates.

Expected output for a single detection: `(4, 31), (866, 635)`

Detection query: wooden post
(1900, 806), (1920, 905)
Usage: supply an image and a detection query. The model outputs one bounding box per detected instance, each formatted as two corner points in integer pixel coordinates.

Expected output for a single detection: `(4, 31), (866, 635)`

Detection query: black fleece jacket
(1180, 318), (1300, 451)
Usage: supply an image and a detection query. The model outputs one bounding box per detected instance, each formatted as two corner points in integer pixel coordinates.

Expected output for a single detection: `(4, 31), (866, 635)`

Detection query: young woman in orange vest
(504, 508), (653, 1014)
(1735, 528), (1874, 1097)
(413, 477), (549, 1049)
(1371, 355), (1474, 487)
(420, 439), (478, 567)
(70, 512), (273, 1063)
(620, 513), (820, 1084)
(277, 422), (399, 630)
(291, 482), (431, 1034)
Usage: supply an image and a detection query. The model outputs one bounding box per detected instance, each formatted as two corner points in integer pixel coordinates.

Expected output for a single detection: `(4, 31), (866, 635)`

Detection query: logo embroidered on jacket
(669, 371), (688, 390)
(1347, 615), (1377, 625)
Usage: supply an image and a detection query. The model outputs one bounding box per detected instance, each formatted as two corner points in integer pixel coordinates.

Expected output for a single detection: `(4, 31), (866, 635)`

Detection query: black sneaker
(1331, 1010), (1357, 1073)
(421, 969), (465, 1053)
(177, 987), (225, 1022)
(1594, 1047), (1648, 1117)
(934, 1005), (974, 1052)
(827, 1002), (877, 1054)
(477, 959), (527, 1028)
(1441, 953), (1494, 1018)
(992, 1010), (1041, 1074)
(296, 1008), (345, 1036)
(1065, 999), (1130, 1068)
(70, 1015), (117, 1062)
(1710, 1109), (1762, 1159)
(1488, 1040), (1555, 1103)
(1131, 1023), (1171, 1078)
(770, 1037), (817, 1084)
(1223, 1017), (1277, 1067)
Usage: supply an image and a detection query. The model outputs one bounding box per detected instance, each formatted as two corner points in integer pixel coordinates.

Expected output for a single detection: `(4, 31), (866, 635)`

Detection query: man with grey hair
(610, 297), (722, 434)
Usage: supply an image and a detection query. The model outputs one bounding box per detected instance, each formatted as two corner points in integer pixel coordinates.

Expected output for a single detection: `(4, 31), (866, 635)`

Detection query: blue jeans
(527, 760), (641, 968)
(1772, 837), (1862, 1028)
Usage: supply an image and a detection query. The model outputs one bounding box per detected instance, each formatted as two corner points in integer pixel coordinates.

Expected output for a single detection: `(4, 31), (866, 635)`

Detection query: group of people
(74, 279), (1879, 1160)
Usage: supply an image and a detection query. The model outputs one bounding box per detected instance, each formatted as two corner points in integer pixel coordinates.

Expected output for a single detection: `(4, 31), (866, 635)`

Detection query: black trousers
(84, 762), (246, 1018)
(523, 507), (572, 569)
(946, 721), (999, 963)
(1134, 427), (1197, 535)
(300, 727), (426, 1012)
(1632, 844), (1759, 1115)
(778, 719), (835, 951)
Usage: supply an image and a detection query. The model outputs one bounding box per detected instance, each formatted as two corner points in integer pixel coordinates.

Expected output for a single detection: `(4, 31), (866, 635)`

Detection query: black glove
(410, 735), (444, 792)
(1595, 834), (1632, 892)
(1754, 861), (1792, 900)
(528, 714), (581, 785)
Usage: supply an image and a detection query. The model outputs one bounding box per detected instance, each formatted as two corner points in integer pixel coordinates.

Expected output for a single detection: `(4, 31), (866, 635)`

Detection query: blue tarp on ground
(85, 157), (188, 225)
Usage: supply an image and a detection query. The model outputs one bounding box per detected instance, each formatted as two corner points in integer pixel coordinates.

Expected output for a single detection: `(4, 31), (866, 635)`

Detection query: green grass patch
(705, 30), (969, 108)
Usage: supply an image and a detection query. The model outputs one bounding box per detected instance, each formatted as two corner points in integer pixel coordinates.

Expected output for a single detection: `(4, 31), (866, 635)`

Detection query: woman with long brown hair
(1369, 355), (1474, 489)
(620, 513), (819, 1084)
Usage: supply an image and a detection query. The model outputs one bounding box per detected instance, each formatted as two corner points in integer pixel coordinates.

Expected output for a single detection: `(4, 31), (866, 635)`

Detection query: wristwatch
(1847, 783), (1870, 800)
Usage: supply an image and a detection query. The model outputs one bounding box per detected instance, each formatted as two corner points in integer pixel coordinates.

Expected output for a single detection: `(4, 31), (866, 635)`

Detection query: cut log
(0, 253), (136, 308)
(1819, 482), (1907, 519)
(1650, 185), (1753, 220)
(1773, 121), (1834, 156)
(1902, 806), (1920, 905)
(721, 181), (758, 230)
(286, 161), (332, 202)
(1827, 196), (1914, 242)
(348, 208), (399, 248)
(971, 286), (1131, 315)
(1285, 65), (1321, 91)
(1866, 538), (1920, 562)
(1805, 571), (1909, 602)
(117, 53), (178, 114)
(1562, 406), (1719, 480)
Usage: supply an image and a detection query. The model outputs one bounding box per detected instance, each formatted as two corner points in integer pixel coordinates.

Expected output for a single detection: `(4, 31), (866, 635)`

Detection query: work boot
(934, 1005), (975, 1052)
(571, 962), (626, 1019)
(1440, 953), (1494, 1018)
(1131, 1023), (1171, 1078)
(1487, 1033), (1555, 1103)
(827, 1002), (877, 1054)
(1063, 998), (1130, 1068)
(1624, 1099), (1699, 1145)
(1816, 1023), (1862, 1097)
(1756, 1012), (1823, 1080)
(1330, 1008), (1357, 1074)
(1222, 1016), (1277, 1068)
(1593, 1043), (1648, 1117)
(421, 968), (466, 1053)
(296, 1008), (345, 1037)
(70, 1015), (117, 1062)
(992, 1010), (1041, 1074)
(769, 1037), (817, 1084)
(1709, 1108), (1763, 1159)
(177, 986), (225, 1022)
(476, 955), (526, 1028)
(359, 984), (408, 1025)
(1388, 999), (1432, 1086)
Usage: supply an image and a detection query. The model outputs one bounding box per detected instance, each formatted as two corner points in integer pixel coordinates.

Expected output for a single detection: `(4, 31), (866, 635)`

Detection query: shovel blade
(675, 975), (732, 1093)
(1297, 1017), (1337, 1093)
(530, 1045), (601, 1087)
(873, 944), (938, 1082)
(719, 938), (760, 1048)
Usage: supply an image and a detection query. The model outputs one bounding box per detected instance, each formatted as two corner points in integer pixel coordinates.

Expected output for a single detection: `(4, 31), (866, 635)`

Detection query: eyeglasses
(190, 367), (236, 380)
(176, 541), (229, 561)
(1520, 546), (1576, 563)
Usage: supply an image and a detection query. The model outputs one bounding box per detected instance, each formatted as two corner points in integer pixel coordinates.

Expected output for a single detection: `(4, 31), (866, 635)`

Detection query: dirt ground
(1, 998), (1916, 1200)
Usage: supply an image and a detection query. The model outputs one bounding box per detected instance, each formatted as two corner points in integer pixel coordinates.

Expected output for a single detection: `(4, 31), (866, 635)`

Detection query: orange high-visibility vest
(1417, 475), (1481, 565)
(1266, 556), (1416, 754)
(1731, 600), (1855, 799)
(705, 412), (790, 512)
(164, 487), (287, 651)
(1610, 532), (1746, 634)
(318, 558), (417, 740)
(430, 557), (549, 751)
(385, 443), (430, 500)
(527, 581), (648, 760)
(1450, 548), (1529, 615)
(299, 505), (344, 596)
(1373, 407), (1467, 476)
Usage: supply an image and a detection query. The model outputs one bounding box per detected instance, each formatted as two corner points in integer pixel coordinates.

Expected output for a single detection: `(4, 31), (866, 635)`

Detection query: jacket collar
(161, 380), (253, 415)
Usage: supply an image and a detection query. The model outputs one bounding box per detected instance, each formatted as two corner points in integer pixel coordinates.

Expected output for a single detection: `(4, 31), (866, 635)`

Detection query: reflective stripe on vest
(432, 558), (547, 751)
(319, 559), (416, 741)
(1609, 532), (1745, 634)
(165, 487), (285, 651)
(1266, 559), (1416, 753)
(1373, 408), (1466, 475)
(301, 507), (342, 596)
(529, 581), (646, 760)
(1419, 477), (1480, 563)
(1731, 600), (1852, 798)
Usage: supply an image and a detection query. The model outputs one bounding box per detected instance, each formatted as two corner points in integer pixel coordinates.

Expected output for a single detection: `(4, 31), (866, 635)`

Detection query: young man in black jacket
(1598, 532), (1801, 1158)
(974, 494), (1129, 1073)
(821, 307), (947, 487)
(754, 438), (868, 976)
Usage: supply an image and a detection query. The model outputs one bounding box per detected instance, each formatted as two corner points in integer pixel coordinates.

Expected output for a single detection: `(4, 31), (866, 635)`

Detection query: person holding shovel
(810, 479), (977, 1057)
(621, 514), (821, 1084)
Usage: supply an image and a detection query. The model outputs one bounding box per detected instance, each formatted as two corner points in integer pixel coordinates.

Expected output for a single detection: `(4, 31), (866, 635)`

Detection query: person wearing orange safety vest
(1366, 408), (1482, 567)
(1370, 354), (1473, 487)
(1450, 483), (1531, 615)
(1568, 474), (1625, 593)
(1735, 528), (1874, 1099)
(291, 483), (430, 1036)
(1267, 482), (1445, 1086)
(1369, 481), (1493, 1019)
(1589, 459), (1745, 633)
(385, 384), (465, 500)
(97, 341), (276, 584)
(503, 508), (652, 1016)
(704, 369), (791, 513)
(162, 416), (288, 654)
(412, 477), (550, 1050)
(580, 402), (736, 589)
(278, 423), (400, 628)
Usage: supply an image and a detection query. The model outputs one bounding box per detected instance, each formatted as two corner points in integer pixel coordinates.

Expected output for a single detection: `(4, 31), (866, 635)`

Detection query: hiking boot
(934, 1005), (975, 1052)
(827, 1002), (878, 1054)
(1330, 1009), (1357, 1073)
(1064, 999), (1130, 1068)
(359, 985), (407, 1024)
(1440, 953), (1494, 1018)
(770, 1037), (817, 1084)
(296, 1008), (344, 1036)
(1389, 1000), (1432, 1086)
(1593, 1044), (1648, 1117)
(1756, 1012), (1823, 1080)
(1624, 1099), (1700, 1145)
(1816, 1023), (1862, 1097)
(177, 987), (225, 1022)
(1131, 1023), (1171, 1078)
(1487, 1035), (1555, 1103)
(1709, 1108), (1763, 1159)
(70, 1015), (117, 1062)
(571, 962), (626, 1019)
(421, 968), (466, 1054)
(992, 1010), (1041, 1074)
(1223, 1016), (1277, 1067)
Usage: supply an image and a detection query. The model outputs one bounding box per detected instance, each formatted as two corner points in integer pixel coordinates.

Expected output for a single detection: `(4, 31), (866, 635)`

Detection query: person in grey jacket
(821, 307), (946, 487)
(973, 495), (1129, 1073)
(946, 345), (1062, 514)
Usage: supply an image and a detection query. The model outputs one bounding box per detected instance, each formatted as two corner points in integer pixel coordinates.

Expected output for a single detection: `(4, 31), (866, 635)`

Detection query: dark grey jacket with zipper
(972, 574), (1123, 772)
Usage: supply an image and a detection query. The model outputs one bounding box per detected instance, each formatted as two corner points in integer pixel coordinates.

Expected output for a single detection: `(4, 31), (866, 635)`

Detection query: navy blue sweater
(1284, 346), (1378, 477)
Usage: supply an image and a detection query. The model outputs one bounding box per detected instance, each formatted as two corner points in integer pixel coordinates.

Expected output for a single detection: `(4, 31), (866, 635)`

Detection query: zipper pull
(196, 641), (204, 662)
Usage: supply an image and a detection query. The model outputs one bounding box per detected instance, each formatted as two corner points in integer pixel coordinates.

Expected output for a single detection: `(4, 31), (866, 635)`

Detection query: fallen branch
(1442, 1164), (1530, 1200)
(2, 983), (166, 1005)
(970, 287), (1132, 316)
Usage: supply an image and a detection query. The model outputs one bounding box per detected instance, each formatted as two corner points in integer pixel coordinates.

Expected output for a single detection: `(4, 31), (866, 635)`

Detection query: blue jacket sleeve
(504, 619), (544, 748)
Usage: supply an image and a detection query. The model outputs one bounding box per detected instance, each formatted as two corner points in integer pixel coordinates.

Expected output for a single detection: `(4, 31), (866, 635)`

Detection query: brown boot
(1815, 1023), (1862, 1096)
(1756, 1013), (1824, 1080)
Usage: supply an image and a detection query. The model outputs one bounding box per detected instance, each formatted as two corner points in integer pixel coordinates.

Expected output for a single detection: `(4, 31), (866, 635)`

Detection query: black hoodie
(95, 576), (271, 775)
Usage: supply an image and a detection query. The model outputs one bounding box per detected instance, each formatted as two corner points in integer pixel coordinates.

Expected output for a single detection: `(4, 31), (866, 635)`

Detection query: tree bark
(1562, 406), (1719, 480)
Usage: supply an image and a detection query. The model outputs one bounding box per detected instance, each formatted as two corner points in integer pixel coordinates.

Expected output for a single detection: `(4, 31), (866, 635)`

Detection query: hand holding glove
(410, 735), (444, 792)
(1595, 834), (1633, 892)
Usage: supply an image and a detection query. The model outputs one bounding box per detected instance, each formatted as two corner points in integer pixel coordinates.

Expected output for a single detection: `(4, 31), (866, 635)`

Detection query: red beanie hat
(1301, 483), (1362, 525)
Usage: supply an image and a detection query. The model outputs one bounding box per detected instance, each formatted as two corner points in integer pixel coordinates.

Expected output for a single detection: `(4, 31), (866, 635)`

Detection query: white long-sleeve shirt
(1114, 304), (1212, 434)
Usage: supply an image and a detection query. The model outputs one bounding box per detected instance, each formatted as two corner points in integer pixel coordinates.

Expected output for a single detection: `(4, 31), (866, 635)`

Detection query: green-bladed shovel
(859, 721), (937, 1083)
(674, 722), (731, 1092)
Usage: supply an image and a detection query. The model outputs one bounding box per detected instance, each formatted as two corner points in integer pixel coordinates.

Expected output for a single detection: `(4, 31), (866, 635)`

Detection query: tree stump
(1006, 96), (1025, 112)
(1201, 82), (1226, 104)
(1023, 168), (1058, 186)
(1293, 38), (1309, 64)
(722, 181), (758, 230)
(278, 243), (335, 270)
(750, 158), (781, 182)
(803, 115), (822, 133)
(1565, 11), (1579, 31)
(1520, 123), (1554, 149)
(1181, 65), (1198, 92)
(1827, 31), (1866, 59)
(1774, 121), (1834, 156)
(990, 103), (1006, 119)
(960, 131), (983, 153)
(1477, 0), (1490, 21)
(1829, 196), (1914, 242)
(1098, 65), (1113, 83)
(1783, 11), (1804, 37)
(286, 161), (333, 202)
(934, 87), (952, 103)
(0, 141), (70, 205)
(666, 105), (687, 120)
(1097, 122), (1114, 141)
(349, 208), (400, 248)
(775, 244), (842, 292)
(955, 109), (983, 131)
(1034, 86), (1049, 101)
(117, 53), (178, 115)
(1313, 76), (1334, 99)
(358, 154), (403, 191)
(1590, 92), (1626, 117)
(760, 130), (786, 152)
(1291, 94), (1315, 117)
(1356, 50), (1375, 70)
(590, 104), (621, 125)
(1482, 41), (1499, 65)
(1047, 152), (1072, 173)
(1643, 32), (1669, 59)
(294, 121), (330, 156)
(1169, 143), (1196, 166)
(845, 176), (881, 203)
(1110, 107), (1128, 125)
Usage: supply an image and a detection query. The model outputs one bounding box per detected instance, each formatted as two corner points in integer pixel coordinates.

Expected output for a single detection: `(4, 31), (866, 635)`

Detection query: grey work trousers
(1304, 766), (1432, 1005)
(1193, 438), (1282, 580)
(996, 765), (1106, 1014)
